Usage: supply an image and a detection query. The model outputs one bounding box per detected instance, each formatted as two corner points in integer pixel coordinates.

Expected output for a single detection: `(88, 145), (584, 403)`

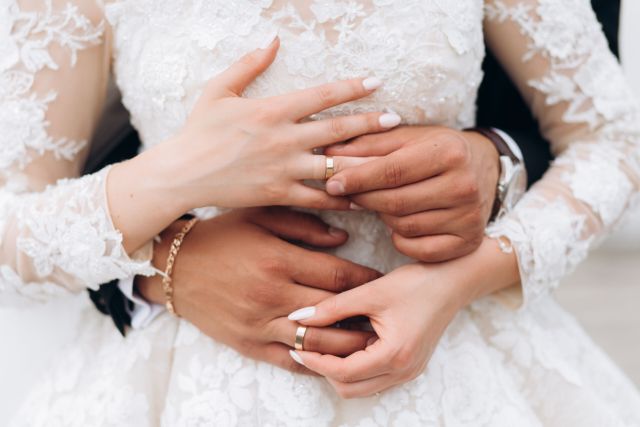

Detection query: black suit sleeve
(85, 127), (141, 336)
(476, 0), (620, 187)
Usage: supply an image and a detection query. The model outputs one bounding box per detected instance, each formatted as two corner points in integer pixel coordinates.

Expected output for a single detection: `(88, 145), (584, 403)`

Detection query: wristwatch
(466, 127), (527, 222)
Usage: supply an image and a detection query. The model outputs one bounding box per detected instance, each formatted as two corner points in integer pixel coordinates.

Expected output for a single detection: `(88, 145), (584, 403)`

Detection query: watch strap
(465, 127), (520, 222)
(465, 127), (520, 164)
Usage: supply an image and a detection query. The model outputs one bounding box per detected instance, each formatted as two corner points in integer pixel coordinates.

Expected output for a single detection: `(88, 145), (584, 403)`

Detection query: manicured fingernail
(362, 77), (383, 91)
(289, 350), (305, 366)
(379, 113), (401, 128)
(328, 227), (346, 238)
(288, 306), (316, 321)
(350, 202), (364, 211)
(366, 336), (378, 347)
(259, 30), (279, 49)
(326, 180), (345, 195)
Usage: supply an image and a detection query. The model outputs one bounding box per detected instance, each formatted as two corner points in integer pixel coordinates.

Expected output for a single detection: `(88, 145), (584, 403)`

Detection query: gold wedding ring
(295, 326), (308, 351)
(325, 156), (335, 179)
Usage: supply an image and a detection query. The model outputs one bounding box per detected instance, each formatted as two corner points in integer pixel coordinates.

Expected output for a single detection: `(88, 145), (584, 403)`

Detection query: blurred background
(1, 2), (640, 421)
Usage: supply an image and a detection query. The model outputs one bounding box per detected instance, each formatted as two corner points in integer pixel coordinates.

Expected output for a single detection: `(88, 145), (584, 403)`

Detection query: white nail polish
(362, 77), (383, 91)
(259, 30), (279, 49)
(289, 350), (305, 366)
(379, 113), (401, 128)
(288, 306), (316, 321)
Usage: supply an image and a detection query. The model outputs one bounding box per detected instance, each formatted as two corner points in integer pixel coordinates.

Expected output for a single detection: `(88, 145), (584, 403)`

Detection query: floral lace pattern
(0, 0), (103, 170)
(485, 0), (640, 306)
(0, 1), (155, 307)
(8, 0), (640, 426)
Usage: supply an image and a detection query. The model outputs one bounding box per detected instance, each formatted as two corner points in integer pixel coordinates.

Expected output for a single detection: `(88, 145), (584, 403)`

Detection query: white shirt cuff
(117, 276), (165, 330)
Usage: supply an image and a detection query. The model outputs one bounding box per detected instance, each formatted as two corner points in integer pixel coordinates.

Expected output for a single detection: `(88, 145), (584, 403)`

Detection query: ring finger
(295, 155), (377, 181)
(269, 317), (375, 357)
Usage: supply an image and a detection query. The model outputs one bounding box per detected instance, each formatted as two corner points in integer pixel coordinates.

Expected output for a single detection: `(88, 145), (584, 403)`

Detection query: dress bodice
(105, 0), (487, 271)
(106, 0), (485, 150)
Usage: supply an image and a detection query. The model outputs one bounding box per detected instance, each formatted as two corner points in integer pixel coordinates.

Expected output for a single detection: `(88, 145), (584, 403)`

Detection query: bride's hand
(287, 238), (520, 398)
(138, 36), (400, 212)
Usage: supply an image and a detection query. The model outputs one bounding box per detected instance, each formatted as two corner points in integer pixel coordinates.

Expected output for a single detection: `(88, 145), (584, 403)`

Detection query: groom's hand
(324, 126), (499, 262)
(136, 208), (379, 375)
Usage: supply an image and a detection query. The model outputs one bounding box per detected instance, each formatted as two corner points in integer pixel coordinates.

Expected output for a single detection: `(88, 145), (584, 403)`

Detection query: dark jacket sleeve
(476, 0), (620, 187)
(85, 85), (142, 336)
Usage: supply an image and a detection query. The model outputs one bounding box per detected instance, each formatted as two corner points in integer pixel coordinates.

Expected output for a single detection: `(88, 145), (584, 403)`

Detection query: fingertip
(326, 179), (346, 196)
(258, 31), (280, 51)
(328, 226), (348, 240)
(379, 112), (402, 129)
(289, 350), (305, 366)
(362, 77), (384, 91)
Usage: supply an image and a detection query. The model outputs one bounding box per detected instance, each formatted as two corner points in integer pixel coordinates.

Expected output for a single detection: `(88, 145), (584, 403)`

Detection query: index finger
(274, 77), (383, 121)
(325, 143), (448, 196)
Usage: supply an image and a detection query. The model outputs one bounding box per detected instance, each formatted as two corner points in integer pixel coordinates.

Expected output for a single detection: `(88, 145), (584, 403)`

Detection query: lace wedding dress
(3, 0), (640, 425)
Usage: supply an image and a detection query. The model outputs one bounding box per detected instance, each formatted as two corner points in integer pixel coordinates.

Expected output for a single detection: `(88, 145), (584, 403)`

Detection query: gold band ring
(294, 326), (308, 351)
(325, 156), (335, 180)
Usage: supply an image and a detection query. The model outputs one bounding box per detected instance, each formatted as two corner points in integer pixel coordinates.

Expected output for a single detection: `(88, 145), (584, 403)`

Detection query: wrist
(457, 237), (520, 306)
(135, 140), (195, 213)
(135, 221), (183, 305)
(462, 130), (500, 213)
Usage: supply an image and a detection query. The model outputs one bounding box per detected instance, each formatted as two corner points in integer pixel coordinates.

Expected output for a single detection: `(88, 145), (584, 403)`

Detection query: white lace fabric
(0, 0), (155, 306)
(484, 0), (640, 306)
(4, 0), (640, 426)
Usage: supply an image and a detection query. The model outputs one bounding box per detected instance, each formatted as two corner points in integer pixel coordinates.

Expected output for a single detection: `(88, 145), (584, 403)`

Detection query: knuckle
(456, 176), (480, 201)
(367, 113), (380, 130)
(397, 217), (419, 237)
(390, 347), (415, 371)
(348, 78), (364, 95)
(443, 139), (470, 167)
(329, 117), (349, 140)
(257, 256), (287, 276)
(315, 85), (337, 107)
(331, 266), (349, 292)
(249, 280), (279, 306)
(466, 205), (485, 226)
(336, 367), (355, 384)
(383, 162), (404, 187)
(262, 182), (286, 203)
(465, 230), (485, 251)
(253, 105), (280, 123)
(389, 195), (406, 216)
(309, 193), (333, 210)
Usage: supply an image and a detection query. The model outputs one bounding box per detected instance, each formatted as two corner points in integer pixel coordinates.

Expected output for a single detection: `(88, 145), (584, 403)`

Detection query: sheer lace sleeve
(0, 0), (155, 307)
(483, 0), (640, 307)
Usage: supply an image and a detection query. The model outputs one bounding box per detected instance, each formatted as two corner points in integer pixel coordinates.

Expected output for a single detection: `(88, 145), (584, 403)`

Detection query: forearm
(107, 142), (190, 253)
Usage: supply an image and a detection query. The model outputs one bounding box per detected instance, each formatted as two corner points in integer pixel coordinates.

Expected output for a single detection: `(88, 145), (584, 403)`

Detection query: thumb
(288, 287), (372, 327)
(251, 207), (349, 248)
(205, 34), (280, 98)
